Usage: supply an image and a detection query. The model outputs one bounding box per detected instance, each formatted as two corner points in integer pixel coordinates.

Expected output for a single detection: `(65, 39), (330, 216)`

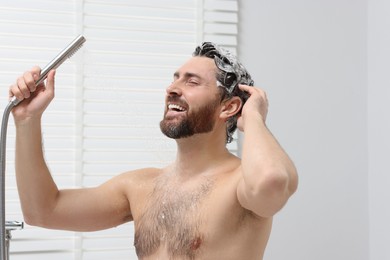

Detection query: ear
(219, 96), (242, 120)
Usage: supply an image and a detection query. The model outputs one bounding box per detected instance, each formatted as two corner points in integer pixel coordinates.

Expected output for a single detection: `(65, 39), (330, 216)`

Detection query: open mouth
(165, 103), (187, 118)
(168, 103), (186, 112)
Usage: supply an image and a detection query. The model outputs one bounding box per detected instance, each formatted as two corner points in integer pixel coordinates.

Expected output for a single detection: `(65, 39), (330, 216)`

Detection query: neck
(171, 131), (233, 177)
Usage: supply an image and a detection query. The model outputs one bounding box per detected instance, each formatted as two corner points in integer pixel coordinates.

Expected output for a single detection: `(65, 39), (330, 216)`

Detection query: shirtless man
(9, 42), (298, 259)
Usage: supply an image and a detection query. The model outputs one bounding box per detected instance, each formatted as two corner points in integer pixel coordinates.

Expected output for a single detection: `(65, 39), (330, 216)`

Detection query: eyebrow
(173, 72), (202, 80)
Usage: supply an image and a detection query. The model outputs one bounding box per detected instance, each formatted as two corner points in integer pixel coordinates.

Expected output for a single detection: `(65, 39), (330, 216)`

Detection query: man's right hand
(9, 66), (56, 123)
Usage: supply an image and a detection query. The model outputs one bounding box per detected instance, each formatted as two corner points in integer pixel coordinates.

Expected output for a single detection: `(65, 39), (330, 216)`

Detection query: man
(9, 42), (298, 259)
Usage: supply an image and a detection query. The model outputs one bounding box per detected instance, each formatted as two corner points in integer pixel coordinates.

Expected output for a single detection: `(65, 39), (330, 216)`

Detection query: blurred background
(0, 0), (388, 259)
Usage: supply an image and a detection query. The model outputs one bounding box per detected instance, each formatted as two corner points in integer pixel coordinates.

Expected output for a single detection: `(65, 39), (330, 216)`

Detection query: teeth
(168, 104), (185, 111)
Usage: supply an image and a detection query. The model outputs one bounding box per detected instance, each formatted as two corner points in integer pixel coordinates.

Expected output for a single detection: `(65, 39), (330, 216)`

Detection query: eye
(186, 79), (199, 86)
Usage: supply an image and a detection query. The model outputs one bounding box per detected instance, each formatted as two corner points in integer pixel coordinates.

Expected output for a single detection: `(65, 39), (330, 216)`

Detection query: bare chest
(133, 175), (214, 259)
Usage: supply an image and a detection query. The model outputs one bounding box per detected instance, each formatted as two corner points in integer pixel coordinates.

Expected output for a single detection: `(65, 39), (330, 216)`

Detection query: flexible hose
(0, 101), (16, 260)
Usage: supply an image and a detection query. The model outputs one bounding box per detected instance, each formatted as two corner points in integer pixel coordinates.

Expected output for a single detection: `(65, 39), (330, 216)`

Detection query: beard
(159, 97), (220, 139)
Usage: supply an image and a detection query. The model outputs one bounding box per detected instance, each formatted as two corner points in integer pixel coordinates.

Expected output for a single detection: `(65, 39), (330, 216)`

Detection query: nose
(166, 81), (182, 96)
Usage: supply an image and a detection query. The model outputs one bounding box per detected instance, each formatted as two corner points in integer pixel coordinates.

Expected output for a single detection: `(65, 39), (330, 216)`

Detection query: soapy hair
(193, 42), (254, 143)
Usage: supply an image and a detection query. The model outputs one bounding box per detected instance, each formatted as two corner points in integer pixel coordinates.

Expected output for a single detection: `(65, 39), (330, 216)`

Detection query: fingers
(31, 65), (41, 77)
(238, 84), (268, 102)
(238, 84), (269, 123)
(238, 84), (254, 93)
(9, 66), (43, 101)
(10, 74), (33, 101)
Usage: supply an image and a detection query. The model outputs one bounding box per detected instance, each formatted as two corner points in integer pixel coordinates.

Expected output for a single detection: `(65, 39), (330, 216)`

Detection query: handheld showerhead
(10, 34), (86, 107)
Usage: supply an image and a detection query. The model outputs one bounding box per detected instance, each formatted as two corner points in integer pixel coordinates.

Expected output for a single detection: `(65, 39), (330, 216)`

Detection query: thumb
(45, 69), (56, 99)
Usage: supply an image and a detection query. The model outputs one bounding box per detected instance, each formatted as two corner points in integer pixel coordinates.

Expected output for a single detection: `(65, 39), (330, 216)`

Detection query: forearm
(14, 119), (131, 231)
(242, 113), (295, 178)
(15, 118), (59, 224)
(240, 113), (297, 215)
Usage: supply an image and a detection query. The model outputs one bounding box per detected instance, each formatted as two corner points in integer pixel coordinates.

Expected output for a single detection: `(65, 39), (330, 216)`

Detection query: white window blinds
(0, 0), (239, 259)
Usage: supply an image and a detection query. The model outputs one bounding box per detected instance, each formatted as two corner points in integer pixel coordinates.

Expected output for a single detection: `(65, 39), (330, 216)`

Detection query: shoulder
(98, 167), (163, 194)
(114, 167), (164, 186)
(100, 167), (163, 203)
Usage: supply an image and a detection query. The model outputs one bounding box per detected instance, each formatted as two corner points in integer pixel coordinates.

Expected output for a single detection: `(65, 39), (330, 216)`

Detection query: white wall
(239, 0), (370, 259)
(368, 0), (390, 259)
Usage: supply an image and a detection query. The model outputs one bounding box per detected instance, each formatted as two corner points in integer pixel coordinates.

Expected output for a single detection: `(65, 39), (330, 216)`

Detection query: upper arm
(34, 172), (133, 231)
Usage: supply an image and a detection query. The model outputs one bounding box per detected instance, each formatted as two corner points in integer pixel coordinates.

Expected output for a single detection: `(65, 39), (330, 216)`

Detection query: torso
(126, 160), (272, 260)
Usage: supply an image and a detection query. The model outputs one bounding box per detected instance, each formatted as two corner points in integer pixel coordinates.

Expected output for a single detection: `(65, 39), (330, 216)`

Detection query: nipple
(190, 237), (202, 251)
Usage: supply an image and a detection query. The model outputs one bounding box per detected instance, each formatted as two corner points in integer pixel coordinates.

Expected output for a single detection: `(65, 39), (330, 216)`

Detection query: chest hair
(134, 175), (214, 259)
